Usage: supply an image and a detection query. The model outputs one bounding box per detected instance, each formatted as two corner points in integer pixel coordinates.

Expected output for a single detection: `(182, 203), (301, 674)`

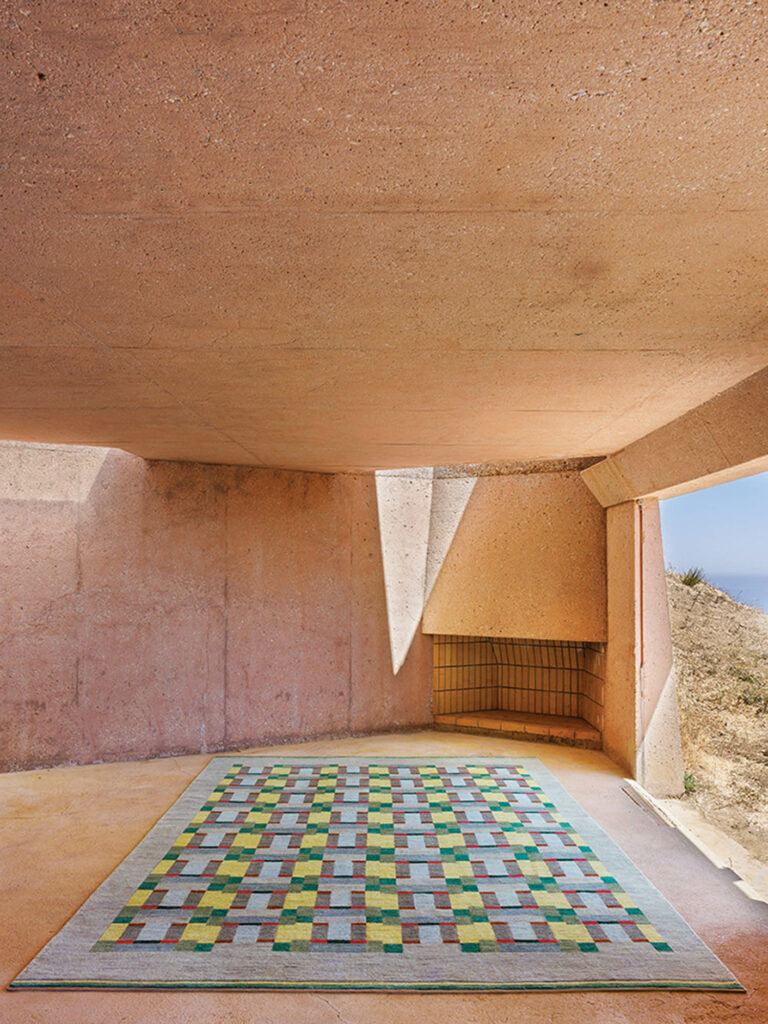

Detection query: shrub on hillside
(681, 567), (706, 587)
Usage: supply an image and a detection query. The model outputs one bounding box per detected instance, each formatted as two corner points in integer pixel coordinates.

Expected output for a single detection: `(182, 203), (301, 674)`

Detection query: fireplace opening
(431, 634), (604, 748)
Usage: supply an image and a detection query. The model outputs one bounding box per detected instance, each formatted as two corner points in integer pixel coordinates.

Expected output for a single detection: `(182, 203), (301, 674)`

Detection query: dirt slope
(667, 572), (768, 863)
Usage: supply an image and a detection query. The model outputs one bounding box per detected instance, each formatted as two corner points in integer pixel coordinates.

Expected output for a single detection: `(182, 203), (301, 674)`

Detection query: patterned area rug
(12, 757), (742, 990)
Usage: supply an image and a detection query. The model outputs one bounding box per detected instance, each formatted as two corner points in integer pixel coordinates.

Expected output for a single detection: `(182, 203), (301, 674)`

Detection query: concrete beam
(582, 366), (768, 506)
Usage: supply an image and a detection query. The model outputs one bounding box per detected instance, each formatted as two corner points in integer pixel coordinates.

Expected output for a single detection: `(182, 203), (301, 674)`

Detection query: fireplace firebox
(431, 634), (604, 747)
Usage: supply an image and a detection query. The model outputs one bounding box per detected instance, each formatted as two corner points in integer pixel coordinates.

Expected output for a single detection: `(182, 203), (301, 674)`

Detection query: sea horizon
(700, 572), (768, 614)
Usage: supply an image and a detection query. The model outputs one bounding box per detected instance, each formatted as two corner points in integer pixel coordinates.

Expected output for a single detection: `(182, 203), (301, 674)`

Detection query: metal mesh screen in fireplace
(432, 634), (604, 729)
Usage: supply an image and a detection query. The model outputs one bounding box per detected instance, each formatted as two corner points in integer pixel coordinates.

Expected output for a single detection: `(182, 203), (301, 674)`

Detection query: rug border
(10, 755), (745, 993)
(10, 979), (745, 992)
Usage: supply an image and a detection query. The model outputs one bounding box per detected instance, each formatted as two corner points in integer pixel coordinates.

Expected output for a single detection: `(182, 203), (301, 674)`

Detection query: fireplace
(431, 634), (604, 747)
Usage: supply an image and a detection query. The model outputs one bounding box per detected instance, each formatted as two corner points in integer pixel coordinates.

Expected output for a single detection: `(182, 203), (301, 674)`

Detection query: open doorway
(660, 471), (768, 866)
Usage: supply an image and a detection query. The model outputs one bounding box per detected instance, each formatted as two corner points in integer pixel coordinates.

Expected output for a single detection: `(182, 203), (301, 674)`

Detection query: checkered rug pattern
(92, 763), (671, 956)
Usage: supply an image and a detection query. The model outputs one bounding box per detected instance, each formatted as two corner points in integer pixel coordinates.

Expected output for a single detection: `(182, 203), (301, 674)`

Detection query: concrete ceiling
(3, 0), (768, 472)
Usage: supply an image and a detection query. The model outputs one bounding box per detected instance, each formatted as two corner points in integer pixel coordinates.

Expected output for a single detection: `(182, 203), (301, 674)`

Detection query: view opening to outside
(660, 472), (768, 866)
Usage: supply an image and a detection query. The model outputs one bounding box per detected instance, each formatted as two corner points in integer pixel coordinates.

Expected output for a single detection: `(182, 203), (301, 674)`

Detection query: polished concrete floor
(2, 730), (767, 1023)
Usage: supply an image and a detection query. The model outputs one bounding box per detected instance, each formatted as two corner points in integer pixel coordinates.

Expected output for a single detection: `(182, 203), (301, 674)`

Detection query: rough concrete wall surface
(0, 444), (431, 771)
(423, 471), (607, 642)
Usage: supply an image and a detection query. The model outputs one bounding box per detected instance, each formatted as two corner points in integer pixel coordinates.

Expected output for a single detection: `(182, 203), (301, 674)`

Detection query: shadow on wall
(0, 444), (432, 772)
(375, 468), (476, 674)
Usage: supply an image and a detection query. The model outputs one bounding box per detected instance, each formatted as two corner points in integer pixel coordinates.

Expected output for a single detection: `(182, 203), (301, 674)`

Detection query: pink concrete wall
(0, 445), (432, 771)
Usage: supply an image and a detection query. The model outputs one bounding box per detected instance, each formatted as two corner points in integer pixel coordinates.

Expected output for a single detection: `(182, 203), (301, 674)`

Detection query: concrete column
(604, 501), (640, 777)
(637, 499), (685, 797)
(604, 499), (684, 795)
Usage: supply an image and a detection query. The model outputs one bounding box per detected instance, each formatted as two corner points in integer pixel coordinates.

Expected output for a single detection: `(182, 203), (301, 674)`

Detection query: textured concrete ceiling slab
(3, 1), (768, 470)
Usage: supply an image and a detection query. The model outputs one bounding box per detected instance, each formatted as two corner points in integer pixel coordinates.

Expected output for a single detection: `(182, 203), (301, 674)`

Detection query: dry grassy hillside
(667, 572), (768, 863)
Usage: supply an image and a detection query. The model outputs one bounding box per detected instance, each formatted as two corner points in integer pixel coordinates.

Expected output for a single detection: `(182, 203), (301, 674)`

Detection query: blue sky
(659, 471), (768, 576)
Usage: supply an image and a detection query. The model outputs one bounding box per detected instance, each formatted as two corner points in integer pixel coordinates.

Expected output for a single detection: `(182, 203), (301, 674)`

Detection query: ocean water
(705, 573), (768, 614)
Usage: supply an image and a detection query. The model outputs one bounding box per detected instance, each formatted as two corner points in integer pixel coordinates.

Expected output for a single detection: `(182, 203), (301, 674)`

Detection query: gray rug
(11, 757), (742, 990)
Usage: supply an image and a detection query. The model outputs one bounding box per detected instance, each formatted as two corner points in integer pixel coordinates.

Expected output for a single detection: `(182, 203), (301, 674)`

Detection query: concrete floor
(2, 730), (767, 1024)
